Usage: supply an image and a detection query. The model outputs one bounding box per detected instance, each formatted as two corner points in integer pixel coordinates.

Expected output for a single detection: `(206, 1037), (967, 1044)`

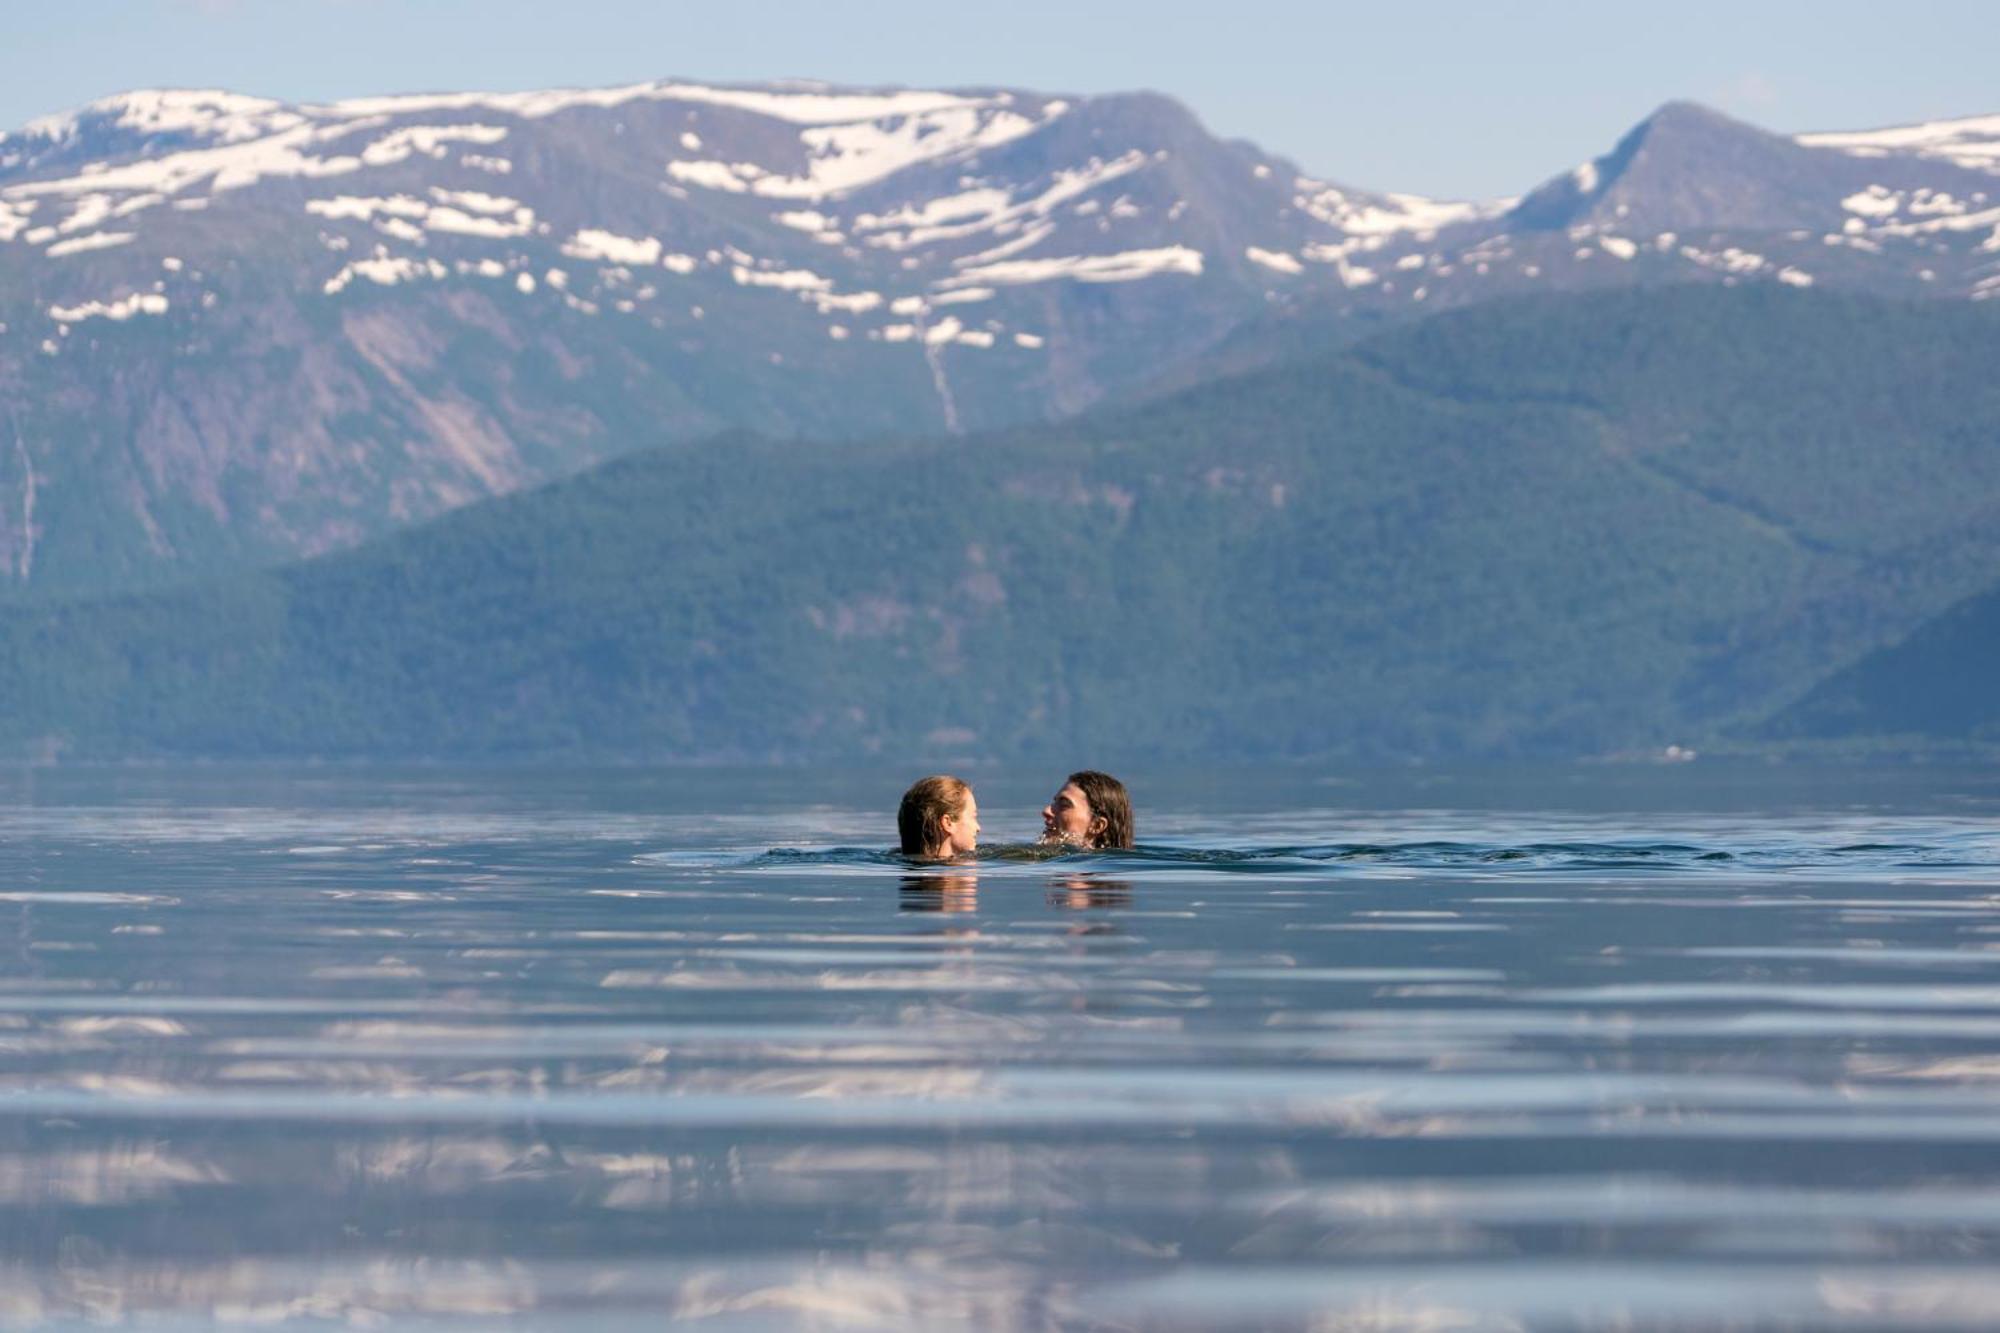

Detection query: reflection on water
(899, 871), (981, 913)
(1049, 876), (1134, 911)
(0, 764), (1998, 1328)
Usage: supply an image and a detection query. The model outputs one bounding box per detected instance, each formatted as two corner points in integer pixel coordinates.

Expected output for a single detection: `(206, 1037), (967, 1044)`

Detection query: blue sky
(5, 1), (1994, 198)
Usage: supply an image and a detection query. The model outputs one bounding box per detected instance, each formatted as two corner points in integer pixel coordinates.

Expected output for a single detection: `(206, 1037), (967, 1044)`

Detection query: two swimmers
(896, 770), (1133, 860)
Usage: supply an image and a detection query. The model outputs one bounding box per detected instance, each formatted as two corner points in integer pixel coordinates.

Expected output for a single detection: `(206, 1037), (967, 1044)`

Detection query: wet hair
(1067, 770), (1134, 850)
(898, 774), (972, 858)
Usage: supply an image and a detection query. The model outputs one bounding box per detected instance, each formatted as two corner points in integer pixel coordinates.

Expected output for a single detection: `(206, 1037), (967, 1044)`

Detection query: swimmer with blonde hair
(897, 774), (981, 860)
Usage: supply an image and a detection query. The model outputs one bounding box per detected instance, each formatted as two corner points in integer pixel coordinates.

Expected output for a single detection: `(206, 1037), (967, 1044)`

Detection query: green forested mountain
(3, 284), (1998, 762)
(1760, 575), (2000, 746)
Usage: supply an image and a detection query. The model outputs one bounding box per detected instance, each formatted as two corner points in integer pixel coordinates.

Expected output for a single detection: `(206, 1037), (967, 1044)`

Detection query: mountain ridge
(5, 283), (1999, 762)
(2, 80), (1998, 596)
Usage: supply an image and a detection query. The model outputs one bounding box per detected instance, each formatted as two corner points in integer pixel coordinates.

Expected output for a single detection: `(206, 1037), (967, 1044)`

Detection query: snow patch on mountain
(111, 192), (168, 220)
(1909, 191), (1975, 217)
(953, 223), (1057, 269)
(562, 229), (664, 265)
(856, 152), (1144, 251)
(430, 189), (525, 216)
(774, 209), (836, 233)
(325, 82), (1001, 127)
(1868, 202), (2000, 240)
(1680, 245), (1767, 276)
(307, 195), (427, 223)
(49, 291), (168, 323)
(1347, 192), (1504, 236)
(1802, 113), (2000, 174)
(425, 205), (534, 239)
(3, 117), (514, 239)
(359, 124), (511, 166)
(666, 160), (759, 193)
(306, 191), (534, 242)
(1246, 247), (1303, 274)
(671, 102), (1056, 203)
(0, 199), (33, 241)
(53, 194), (117, 235)
(1842, 187), (1903, 218)
(324, 253), (448, 295)
(10, 123), (367, 200)
(47, 231), (136, 258)
(1294, 182), (1505, 238)
(792, 106), (1046, 197)
(1300, 240), (1380, 287)
(810, 290), (883, 315)
(1022, 153), (1148, 216)
(731, 265), (832, 293)
(943, 246), (1203, 288)
(20, 90), (306, 147)
(856, 187), (1011, 240)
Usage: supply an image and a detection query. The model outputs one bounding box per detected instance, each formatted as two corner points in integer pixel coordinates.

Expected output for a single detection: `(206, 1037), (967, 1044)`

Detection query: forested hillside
(1761, 575), (2000, 747)
(3, 285), (1997, 761)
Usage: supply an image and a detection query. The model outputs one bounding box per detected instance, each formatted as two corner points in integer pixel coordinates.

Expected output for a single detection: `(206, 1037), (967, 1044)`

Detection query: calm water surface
(0, 763), (1998, 1330)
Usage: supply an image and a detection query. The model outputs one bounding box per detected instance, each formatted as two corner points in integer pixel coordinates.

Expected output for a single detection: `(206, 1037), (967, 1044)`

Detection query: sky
(4, 1), (1995, 200)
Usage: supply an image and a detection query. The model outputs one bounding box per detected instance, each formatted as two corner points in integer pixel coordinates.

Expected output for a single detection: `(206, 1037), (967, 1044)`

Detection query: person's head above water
(1041, 770), (1134, 850)
(898, 775), (980, 859)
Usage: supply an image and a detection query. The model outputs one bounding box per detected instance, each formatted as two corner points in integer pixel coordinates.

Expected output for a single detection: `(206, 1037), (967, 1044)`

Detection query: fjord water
(2, 765), (1999, 1330)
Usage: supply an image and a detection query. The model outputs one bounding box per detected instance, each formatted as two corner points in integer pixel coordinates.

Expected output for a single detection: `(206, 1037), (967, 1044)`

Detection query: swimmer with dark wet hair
(898, 774), (981, 860)
(1039, 770), (1134, 850)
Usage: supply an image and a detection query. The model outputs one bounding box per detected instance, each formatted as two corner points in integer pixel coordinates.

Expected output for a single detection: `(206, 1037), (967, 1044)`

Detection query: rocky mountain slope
(1, 82), (1996, 594)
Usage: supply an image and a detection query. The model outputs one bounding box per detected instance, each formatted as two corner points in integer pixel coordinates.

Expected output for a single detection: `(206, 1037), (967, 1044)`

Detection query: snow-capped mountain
(0, 81), (1487, 388)
(1, 80), (1995, 593)
(1499, 101), (2000, 293)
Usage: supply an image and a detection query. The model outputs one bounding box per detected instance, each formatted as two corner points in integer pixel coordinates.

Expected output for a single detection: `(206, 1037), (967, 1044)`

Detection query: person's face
(1041, 782), (1099, 845)
(940, 792), (980, 856)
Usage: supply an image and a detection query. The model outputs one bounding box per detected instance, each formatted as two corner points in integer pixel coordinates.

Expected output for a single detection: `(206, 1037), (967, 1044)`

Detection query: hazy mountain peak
(1509, 99), (1804, 232)
(1637, 99), (1752, 133)
(1505, 96), (2000, 239)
